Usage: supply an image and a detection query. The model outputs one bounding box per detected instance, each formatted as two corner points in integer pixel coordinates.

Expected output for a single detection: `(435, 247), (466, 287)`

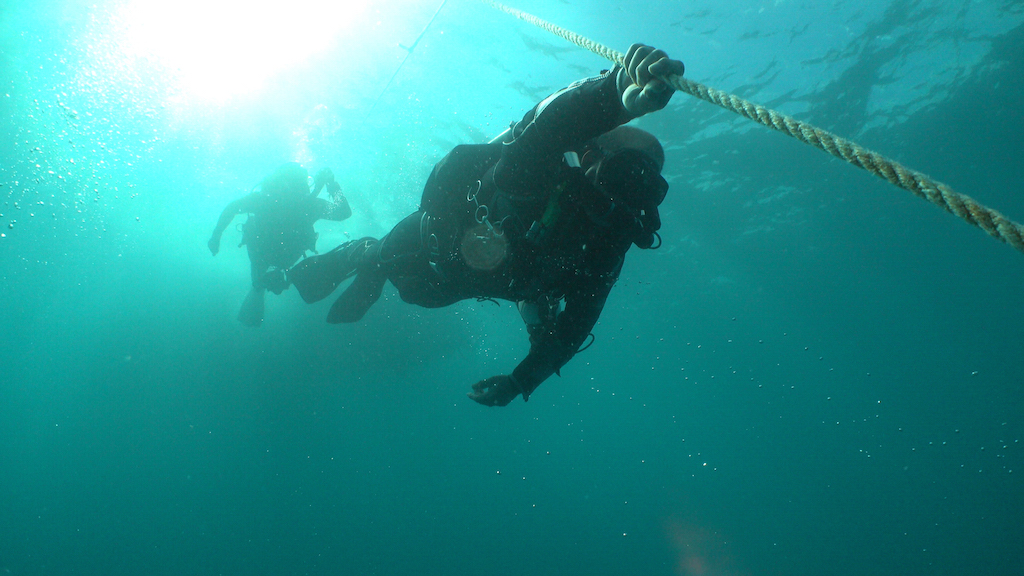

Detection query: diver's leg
(287, 238), (376, 304)
(326, 212), (424, 323)
(237, 287), (266, 327)
(239, 250), (268, 326)
(248, 248), (269, 288)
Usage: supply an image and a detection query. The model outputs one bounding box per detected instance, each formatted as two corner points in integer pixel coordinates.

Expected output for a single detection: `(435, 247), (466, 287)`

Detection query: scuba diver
(277, 44), (683, 405)
(208, 162), (352, 327)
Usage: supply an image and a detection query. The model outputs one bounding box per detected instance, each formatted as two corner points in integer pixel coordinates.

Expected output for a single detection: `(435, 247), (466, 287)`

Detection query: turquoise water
(2, 1), (1023, 574)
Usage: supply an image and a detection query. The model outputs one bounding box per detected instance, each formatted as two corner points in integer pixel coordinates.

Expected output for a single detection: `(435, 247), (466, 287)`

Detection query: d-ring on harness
(462, 179), (511, 270)
(467, 179), (507, 239)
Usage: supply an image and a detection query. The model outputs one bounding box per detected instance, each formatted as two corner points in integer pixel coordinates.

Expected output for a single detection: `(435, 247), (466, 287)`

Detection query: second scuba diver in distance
(276, 44), (684, 406)
(208, 164), (352, 327)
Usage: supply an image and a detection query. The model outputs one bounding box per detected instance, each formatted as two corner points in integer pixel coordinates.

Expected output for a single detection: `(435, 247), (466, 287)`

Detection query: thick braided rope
(482, 0), (1024, 255)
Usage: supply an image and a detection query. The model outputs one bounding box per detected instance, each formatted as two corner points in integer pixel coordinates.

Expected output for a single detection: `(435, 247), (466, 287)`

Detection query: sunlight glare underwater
(115, 0), (366, 102)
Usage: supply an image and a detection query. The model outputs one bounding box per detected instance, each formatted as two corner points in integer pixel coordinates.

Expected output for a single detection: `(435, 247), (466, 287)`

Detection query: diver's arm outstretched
(493, 44), (683, 199)
(468, 249), (624, 407)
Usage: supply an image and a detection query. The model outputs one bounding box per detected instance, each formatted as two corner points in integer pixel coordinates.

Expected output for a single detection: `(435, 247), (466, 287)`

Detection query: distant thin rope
(369, 0), (449, 113)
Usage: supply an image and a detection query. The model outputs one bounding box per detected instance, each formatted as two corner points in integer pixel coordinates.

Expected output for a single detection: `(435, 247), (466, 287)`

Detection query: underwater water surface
(2, 1), (1023, 575)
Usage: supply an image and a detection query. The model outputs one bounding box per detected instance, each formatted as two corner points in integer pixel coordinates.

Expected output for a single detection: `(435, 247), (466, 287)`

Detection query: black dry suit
(327, 67), (666, 399)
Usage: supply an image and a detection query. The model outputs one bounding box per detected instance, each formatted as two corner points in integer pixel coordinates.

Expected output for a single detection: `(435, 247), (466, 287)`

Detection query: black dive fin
(237, 287), (265, 327)
(288, 243), (361, 304)
(326, 269), (388, 324)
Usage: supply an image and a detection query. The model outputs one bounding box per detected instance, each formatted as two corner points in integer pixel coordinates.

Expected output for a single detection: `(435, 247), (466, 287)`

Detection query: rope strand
(482, 0), (1024, 256)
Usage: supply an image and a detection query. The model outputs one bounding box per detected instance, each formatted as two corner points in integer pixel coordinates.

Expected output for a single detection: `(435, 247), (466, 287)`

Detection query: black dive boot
(288, 238), (377, 303)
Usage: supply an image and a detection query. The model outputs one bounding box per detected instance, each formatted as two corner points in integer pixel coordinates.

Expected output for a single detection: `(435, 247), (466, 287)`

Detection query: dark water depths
(3, 1), (1023, 574)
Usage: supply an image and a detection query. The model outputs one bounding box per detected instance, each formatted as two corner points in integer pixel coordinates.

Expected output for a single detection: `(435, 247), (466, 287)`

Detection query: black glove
(314, 167), (336, 189)
(468, 375), (523, 407)
(618, 43), (685, 117)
